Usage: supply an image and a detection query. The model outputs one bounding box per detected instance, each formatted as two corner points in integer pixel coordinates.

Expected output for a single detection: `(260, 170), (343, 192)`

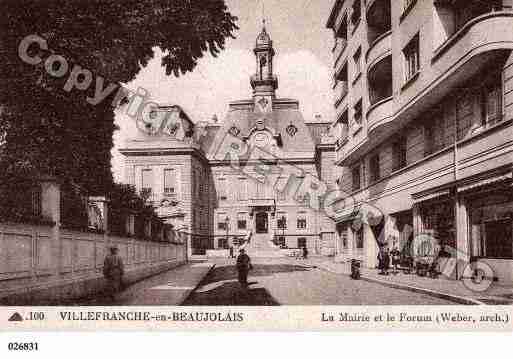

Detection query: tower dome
(256, 21), (272, 48)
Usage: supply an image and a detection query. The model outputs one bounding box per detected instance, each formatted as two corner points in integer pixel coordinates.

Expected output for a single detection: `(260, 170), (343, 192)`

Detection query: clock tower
(251, 20), (278, 113)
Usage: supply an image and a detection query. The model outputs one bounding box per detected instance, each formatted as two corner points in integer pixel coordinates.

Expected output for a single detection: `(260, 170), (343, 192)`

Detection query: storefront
(466, 188), (513, 283)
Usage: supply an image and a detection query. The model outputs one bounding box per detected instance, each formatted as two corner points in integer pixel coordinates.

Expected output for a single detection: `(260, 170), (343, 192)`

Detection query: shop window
(403, 34), (420, 83)
(392, 137), (407, 171)
(352, 164), (361, 191)
(421, 200), (456, 250)
(471, 200), (513, 260)
(483, 219), (513, 259)
(369, 154), (380, 183)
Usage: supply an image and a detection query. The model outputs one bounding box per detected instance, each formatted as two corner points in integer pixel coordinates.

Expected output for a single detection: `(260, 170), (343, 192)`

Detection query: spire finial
(262, 0), (266, 30)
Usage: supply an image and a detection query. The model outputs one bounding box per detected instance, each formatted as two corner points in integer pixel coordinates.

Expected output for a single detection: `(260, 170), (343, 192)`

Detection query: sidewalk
(80, 261), (215, 306)
(308, 258), (513, 305)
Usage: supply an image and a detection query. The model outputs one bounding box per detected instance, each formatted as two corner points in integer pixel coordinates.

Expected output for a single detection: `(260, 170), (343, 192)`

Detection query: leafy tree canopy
(0, 0), (238, 195)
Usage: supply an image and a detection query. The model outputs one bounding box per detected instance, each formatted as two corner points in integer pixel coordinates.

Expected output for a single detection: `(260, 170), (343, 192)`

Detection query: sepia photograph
(1, 0), (513, 327)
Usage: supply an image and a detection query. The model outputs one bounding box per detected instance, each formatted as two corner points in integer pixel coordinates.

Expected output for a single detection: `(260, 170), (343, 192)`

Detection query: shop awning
(457, 172), (513, 194)
(412, 189), (452, 204)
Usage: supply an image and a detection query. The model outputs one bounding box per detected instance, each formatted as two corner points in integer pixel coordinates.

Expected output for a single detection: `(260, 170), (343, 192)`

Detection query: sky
(112, 0), (336, 182)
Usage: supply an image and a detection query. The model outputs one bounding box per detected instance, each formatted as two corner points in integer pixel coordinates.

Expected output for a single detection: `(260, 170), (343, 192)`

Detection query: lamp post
(225, 216), (230, 249)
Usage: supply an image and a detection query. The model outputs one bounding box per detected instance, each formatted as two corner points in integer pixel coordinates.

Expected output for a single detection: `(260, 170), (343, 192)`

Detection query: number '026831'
(8, 342), (39, 351)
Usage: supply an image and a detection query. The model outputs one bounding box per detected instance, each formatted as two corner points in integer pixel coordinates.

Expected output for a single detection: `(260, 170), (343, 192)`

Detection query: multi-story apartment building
(120, 25), (337, 257)
(327, 0), (513, 283)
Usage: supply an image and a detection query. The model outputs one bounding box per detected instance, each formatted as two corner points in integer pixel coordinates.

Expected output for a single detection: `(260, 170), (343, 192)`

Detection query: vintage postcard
(1, 0), (512, 335)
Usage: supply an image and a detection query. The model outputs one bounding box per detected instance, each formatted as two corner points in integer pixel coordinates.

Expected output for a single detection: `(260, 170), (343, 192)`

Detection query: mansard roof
(203, 100), (317, 159)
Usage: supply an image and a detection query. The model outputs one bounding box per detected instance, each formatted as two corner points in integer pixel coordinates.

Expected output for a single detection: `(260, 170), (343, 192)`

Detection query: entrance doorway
(255, 212), (269, 234)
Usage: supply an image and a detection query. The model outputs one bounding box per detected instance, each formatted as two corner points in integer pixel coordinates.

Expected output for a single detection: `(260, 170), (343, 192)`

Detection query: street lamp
(225, 216), (230, 249)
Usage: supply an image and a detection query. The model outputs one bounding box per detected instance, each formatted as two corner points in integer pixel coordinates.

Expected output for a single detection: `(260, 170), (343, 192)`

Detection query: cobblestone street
(183, 259), (456, 306)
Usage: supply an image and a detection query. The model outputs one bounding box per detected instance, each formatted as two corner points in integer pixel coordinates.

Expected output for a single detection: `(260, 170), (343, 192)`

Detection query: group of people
(377, 244), (401, 275)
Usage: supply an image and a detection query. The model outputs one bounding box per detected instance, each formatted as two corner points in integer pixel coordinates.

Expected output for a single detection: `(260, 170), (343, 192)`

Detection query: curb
(316, 264), (486, 305)
(179, 263), (216, 305)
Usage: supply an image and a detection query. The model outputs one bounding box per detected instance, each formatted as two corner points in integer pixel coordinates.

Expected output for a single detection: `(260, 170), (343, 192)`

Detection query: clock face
(253, 131), (270, 148)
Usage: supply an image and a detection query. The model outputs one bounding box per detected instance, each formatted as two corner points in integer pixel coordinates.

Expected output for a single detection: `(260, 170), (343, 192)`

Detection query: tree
(0, 0), (238, 196)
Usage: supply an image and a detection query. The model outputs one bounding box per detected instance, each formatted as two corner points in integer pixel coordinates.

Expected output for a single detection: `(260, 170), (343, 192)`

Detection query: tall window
(277, 213), (287, 229)
(276, 177), (287, 201)
(217, 213), (227, 230)
(238, 178), (248, 201)
(351, 0), (361, 27)
(335, 14), (348, 45)
(353, 47), (362, 78)
(392, 137), (407, 171)
(352, 164), (361, 191)
(141, 169), (153, 195)
(164, 169), (175, 195)
(355, 227), (364, 249)
(480, 79), (502, 126)
(297, 213), (307, 230)
(369, 154), (380, 183)
(218, 178), (227, 201)
(353, 99), (363, 128)
(237, 212), (247, 230)
(256, 179), (265, 199)
(403, 34), (420, 83)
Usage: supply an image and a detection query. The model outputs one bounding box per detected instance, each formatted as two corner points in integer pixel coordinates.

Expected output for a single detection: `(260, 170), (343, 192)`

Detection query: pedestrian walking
(103, 246), (125, 300)
(229, 245), (234, 259)
(302, 245), (308, 260)
(378, 245), (390, 275)
(236, 249), (253, 288)
(391, 246), (401, 274)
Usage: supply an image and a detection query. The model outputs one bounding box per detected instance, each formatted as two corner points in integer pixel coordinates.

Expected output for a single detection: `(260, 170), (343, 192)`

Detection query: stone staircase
(243, 233), (284, 258)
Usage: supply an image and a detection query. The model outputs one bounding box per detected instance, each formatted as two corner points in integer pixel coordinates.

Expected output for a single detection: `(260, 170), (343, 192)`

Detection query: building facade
(327, 0), (513, 283)
(120, 25), (337, 257)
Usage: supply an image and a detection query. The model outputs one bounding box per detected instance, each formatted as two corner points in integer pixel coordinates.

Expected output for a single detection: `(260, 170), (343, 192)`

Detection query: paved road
(183, 258), (456, 305)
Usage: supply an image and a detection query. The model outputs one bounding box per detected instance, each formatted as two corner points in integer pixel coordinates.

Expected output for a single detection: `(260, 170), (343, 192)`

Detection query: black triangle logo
(8, 312), (23, 322)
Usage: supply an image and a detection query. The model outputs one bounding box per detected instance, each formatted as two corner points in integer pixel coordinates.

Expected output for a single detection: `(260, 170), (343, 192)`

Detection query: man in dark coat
(302, 245), (308, 260)
(236, 249), (252, 287)
(103, 246), (125, 300)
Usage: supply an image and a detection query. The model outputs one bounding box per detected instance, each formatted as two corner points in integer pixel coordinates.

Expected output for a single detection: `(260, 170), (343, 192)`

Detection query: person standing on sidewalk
(236, 249), (253, 288)
(103, 246), (125, 300)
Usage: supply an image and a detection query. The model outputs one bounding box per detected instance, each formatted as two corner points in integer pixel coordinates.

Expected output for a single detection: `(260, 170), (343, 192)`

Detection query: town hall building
(119, 24), (337, 257)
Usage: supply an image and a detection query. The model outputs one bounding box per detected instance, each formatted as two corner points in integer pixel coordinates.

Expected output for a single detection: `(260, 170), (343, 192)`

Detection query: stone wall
(0, 222), (187, 305)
